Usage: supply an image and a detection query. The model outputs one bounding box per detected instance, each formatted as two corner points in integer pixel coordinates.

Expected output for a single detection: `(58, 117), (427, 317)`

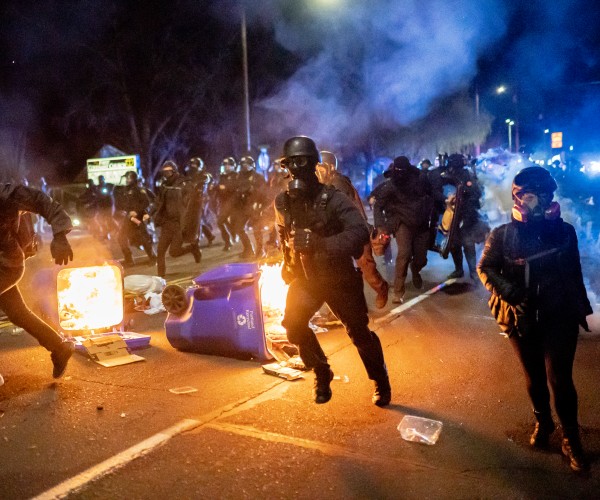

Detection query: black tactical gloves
(50, 232), (73, 265)
(291, 229), (320, 255)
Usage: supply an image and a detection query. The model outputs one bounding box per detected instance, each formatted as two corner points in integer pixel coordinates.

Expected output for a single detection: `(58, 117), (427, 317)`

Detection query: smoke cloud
(256, 0), (508, 146)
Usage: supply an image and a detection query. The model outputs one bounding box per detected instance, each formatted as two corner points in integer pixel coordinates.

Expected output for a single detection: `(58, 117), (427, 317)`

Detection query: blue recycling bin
(165, 263), (272, 361)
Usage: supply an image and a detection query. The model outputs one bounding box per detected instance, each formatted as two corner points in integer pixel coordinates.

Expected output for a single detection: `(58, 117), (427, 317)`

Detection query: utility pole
(241, 6), (251, 153)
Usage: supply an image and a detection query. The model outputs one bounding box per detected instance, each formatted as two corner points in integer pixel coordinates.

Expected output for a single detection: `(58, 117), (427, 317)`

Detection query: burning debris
(57, 265), (123, 331)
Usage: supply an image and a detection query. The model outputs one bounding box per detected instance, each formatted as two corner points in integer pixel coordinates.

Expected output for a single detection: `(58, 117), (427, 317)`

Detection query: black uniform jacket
(113, 185), (153, 220)
(478, 218), (592, 335)
(371, 167), (434, 233)
(152, 177), (187, 226)
(274, 184), (369, 283)
(0, 184), (72, 267)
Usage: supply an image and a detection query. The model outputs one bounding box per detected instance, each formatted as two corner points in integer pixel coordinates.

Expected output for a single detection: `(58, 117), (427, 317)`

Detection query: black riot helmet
(280, 136), (320, 188)
(160, 160), (179, 185)
(282, 136), (320, 162)
(446, 153), (466, 171)
(239, 156), (255, 172)
(125, 170), (138, 186)
(512, 166), (557, 200)
(221, 157), (237, 174)
(161, 160), (178, 174)
(188, 157), (204, 171)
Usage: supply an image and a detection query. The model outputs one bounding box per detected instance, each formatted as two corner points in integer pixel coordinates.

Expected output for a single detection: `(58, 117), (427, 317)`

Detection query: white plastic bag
(143, 292), (166, 315)
(124, 275), (166, 294)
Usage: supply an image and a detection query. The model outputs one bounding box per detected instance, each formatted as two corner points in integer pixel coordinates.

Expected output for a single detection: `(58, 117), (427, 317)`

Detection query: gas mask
(512, 191), (560, 223)
(287, 178), (308, 200)
(283, 156), (319, 191)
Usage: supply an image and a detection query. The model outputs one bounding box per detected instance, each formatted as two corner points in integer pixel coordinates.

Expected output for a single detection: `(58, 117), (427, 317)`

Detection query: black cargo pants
(0, 266), (64, 352)
(282, 269), (388, 381)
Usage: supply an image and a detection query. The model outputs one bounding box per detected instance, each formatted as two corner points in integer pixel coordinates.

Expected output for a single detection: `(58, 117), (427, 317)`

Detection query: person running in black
(152, 161), (201, 278)
(183, 157), (215, 248)
(231, 156), (268, 259)
(215, 157), (237, 251)
(0, 183), (75, 378)
(112, 171), (156, 267)
(275, 136), (391, 407)
(478, 166), (593, 473)
(371, 156), (434, 304)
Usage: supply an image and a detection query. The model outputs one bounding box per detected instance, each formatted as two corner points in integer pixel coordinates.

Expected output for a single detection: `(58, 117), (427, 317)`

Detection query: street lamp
(505, 119), (514, 152)
(497, 84), (519, 152)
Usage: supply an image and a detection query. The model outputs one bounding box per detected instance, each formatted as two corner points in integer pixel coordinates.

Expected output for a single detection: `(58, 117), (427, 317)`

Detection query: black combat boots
(190, 243), (202, 263)
(372, 377), (392, 407)
(313, 367), (334, 404)
(530, 411), (555, 448)
(562, 429), (589, 472)
(51, 341), (74, 379)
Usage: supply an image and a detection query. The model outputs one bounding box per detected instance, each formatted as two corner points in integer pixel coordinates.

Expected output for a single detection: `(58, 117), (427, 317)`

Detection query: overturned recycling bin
(163, 263), (272, 361)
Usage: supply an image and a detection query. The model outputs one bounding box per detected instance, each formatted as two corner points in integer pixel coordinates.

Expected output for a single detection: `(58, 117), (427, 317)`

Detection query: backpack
(16, 211), (39, 259)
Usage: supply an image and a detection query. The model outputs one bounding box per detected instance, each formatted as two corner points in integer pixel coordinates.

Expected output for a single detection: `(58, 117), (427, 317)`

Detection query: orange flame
(259, 263), (288, 318)
(57, 265), (123, 331)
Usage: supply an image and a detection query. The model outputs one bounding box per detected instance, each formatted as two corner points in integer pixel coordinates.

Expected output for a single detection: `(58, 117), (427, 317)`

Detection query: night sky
(1, 0), (600, 182)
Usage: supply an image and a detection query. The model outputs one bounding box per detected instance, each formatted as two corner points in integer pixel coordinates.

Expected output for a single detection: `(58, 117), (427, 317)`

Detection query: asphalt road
(1, 231), (599, 499)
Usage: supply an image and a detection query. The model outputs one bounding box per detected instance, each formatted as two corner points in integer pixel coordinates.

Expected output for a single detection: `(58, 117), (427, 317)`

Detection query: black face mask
(391, 170), (410, 185)
(162, 171), (176, 185)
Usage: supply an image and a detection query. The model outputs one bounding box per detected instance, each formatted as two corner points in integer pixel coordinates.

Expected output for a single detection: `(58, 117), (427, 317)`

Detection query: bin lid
(193, 263), (260, 286)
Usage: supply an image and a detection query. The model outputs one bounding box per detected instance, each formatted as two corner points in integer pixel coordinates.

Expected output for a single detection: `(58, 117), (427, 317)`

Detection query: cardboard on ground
(81, 333), (145, 367)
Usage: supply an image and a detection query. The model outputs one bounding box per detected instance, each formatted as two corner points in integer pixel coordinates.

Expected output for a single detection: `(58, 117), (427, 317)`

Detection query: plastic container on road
(165, 263), (271, 361)
(398, 415), (443, 445)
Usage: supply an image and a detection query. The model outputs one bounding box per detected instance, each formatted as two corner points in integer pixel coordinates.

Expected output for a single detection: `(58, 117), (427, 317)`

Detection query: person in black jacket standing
(0, 183), (75, 378)
(152, 161), (201, 278)
(478, 166), (593, 473)
(275, 136), (390, 407)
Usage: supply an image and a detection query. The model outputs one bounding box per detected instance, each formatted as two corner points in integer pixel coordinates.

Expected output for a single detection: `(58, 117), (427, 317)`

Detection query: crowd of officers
(1, 135), (593, 474)
(76, 155), (290, 277)
(73, 148), (487, 290)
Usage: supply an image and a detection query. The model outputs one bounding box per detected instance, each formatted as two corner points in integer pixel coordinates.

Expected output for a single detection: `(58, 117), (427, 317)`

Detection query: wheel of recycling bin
(161, 285), (189, 315)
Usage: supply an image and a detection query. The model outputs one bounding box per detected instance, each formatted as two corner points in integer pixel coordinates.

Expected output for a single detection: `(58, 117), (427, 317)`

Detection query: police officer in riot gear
(215, 157), (237, 251)
(231, 156), (268, 259)
(442, 153), (486, 280)
(113, 170), (156, 266)
(275, 136), (391, 406)
(96, 175), (117, 240)
(265, 159), (290, 248)
(478, 166), (593, 472)
(152, 161), (201, 278)
(183, 157), (213, 251)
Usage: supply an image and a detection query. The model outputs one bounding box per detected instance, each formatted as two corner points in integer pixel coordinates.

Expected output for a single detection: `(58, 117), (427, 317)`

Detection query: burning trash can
(31, 263), (150, 350)
(163, 263), (272, 361)
(57, 265), (123, 331)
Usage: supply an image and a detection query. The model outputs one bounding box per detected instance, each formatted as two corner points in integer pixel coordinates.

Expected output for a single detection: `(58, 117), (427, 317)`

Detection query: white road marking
(32, 278), (458, 498)
(33, 419), (201, 500)
(32, 381), (287, 499)
(374, 279), (457, 326)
